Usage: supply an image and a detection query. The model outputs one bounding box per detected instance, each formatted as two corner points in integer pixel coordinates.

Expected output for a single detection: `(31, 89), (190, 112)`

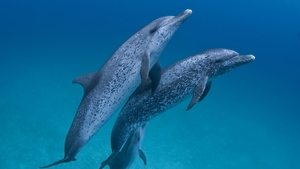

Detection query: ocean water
(0, 0), (299, 169)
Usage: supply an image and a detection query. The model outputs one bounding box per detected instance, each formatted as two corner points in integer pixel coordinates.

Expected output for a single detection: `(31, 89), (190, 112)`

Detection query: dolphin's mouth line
(230, 53), (240, 58)
(225, 54), (255, 66)
(234, 54), (255, 62)
(163, 9), (192, 27)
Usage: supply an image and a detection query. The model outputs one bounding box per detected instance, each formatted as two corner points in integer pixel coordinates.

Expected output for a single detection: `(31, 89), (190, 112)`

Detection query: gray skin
(100, 127), (146, 169)
(41, 9), (192, 168)
(109, 49), (255, 156)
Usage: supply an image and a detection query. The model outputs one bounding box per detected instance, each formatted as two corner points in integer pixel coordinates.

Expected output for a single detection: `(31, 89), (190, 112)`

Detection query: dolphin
(41, 9), (192, 168)
(99, 126), (146, 169)
(108, 49), (255, 157)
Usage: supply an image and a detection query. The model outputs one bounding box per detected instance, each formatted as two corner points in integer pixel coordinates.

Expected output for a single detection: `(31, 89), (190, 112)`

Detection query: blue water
(1, 0), (299, 168)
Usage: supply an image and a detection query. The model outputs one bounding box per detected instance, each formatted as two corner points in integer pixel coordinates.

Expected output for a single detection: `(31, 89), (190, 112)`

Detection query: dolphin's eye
(150, 27), (158, 34)
(215, 59), (223, 64)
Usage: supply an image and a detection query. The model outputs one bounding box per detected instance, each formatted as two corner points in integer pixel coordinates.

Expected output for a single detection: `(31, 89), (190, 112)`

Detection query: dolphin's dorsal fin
(198, 81), (212, 102)
(186, 76), (209, 111)
(139, 149), (147, 165)
(72, 72), (96, 90)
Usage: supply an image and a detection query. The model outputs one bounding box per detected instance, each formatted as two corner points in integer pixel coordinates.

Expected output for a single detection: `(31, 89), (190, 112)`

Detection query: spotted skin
(41, 9), (192, 168)
(110, 49), (255, 153)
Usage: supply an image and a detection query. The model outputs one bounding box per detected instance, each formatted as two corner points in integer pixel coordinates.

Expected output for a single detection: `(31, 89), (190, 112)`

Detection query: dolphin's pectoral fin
(72, 72), (97, 90)
(198, 81), (212, 102)
(186, 76), (209, 111)
(140, 52), (150, 91)
(99, 151), (118, 169)
(139, 149), (147, 165)
(149, 62), (162, 93)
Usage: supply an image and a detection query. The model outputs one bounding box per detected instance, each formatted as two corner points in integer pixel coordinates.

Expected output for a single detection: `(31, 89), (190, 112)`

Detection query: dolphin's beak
(174, 9), (193, 23)
(234, 54), (255, 64)
(166, 9), (192, 26)
(224, 54), (255, 68)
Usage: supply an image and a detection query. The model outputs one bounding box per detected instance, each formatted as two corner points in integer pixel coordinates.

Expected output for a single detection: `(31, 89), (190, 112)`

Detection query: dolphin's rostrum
(41, 9), (192, 168)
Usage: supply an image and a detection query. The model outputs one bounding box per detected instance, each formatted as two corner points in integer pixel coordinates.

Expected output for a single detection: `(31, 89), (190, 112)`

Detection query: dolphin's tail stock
(40, 157), (76, 168)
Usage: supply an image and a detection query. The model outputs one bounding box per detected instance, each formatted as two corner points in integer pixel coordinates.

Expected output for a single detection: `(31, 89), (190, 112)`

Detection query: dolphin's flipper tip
(139, 149), (147, 165)
(40, 157), (76, 168)
(185, 104), (193, 111)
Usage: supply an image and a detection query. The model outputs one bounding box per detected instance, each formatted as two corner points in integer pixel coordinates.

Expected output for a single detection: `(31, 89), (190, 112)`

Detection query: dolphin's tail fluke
(40, 157), (76, 168)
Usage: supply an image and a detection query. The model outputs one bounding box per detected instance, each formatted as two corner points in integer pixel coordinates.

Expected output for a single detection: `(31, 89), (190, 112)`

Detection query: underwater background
(0, 0), (299, 168)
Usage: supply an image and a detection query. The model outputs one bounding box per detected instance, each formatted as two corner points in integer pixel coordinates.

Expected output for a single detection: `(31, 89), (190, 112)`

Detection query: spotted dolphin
(41, 9), (192, 168)
(108, 49), (255, 158)
(100, 126), (146, 169)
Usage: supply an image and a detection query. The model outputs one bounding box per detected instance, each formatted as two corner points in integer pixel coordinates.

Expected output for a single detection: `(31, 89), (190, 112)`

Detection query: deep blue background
(0, 0), (299, 168)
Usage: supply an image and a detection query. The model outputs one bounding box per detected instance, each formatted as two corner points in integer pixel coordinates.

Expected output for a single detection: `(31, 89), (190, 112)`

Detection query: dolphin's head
(145, 9), (192, 61)
(197, 49), (255, 77)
